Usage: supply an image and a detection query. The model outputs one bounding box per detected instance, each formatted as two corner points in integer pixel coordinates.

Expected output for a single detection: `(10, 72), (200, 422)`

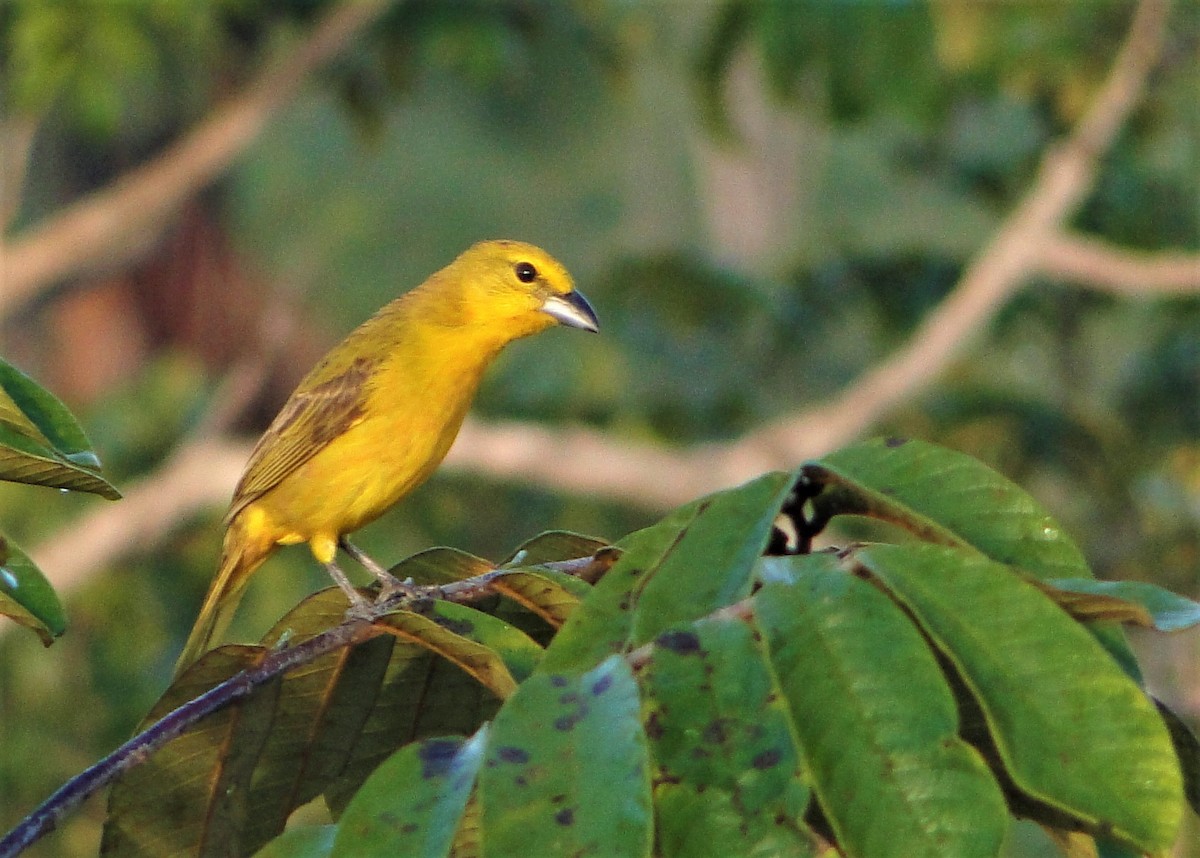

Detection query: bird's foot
(344, 597), (377, 622)
(323, 560), (375, 619)
(339, 536), (419, 601)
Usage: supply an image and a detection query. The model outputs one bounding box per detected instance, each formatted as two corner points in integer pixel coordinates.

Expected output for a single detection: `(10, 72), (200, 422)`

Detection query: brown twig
(735, 0), (1172, 467)
(0, 618), (379, 858)
(1039, 233), (1200, 296)
(0, 0), (394, 320)
(0, 550), (614, 857)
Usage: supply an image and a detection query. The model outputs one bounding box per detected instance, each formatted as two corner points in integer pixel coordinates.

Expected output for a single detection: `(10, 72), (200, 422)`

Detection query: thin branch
(0, 0), (394, 320)
(0, 550), (617, 857)
(0, 618), (379, 858)
(1038, 233), (1200, 296)
(735, 0), (1172, 466)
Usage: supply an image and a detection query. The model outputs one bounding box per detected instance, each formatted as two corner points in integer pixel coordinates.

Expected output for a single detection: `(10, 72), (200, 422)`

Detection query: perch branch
(0, 619), (379, 858)
(0, 550), (617, 857)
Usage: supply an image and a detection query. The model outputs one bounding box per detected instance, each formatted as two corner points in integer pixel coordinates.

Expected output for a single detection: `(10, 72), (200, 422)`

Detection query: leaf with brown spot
(328, 727), (487, 857)
(642, 612), (814, 855)
(540, 471), (795, 673)
(479, 658), (651, 857)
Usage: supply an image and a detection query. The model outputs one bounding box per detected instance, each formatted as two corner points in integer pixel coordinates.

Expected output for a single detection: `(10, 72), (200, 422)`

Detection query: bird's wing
(226, 356), (378, 523)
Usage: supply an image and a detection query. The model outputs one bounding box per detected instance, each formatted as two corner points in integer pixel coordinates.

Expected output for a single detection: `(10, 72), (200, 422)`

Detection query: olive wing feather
(225, 357), (377, 524)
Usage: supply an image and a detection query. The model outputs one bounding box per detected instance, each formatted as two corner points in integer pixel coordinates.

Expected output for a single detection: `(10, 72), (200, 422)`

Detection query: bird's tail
(173, 531), (269, 679)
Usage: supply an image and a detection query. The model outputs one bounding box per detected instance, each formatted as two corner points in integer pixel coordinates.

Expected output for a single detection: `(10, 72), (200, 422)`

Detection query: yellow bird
(175, 240), (598, 674)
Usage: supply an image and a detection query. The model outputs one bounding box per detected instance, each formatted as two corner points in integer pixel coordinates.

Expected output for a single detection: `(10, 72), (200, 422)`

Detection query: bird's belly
(258, 411), (458, 543)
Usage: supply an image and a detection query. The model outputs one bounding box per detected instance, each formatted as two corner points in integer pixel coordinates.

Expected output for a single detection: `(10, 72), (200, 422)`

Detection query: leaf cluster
(89, 438), (1200, 858)
(0, 358), (119, 644)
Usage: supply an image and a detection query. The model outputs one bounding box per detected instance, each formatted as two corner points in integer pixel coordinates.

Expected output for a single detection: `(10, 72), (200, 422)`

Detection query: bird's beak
(541, 290), (599, 332)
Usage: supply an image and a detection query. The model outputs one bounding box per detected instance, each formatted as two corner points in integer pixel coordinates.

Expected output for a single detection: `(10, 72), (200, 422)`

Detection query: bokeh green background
(2, 2), (1198, 855)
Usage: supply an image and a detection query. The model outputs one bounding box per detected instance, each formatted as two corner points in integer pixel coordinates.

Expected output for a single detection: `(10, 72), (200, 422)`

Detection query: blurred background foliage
(1, 1), (1198, 855)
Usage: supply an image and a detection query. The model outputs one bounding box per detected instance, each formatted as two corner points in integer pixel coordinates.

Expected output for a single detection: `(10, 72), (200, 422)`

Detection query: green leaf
(479, 657), (652, 857)
(0, 358), (120, 498)
(540, 472), (794, 672)
(536, 501), (702, 672)
(0, 534), (66, 643)
(102, 647), (280, 858)
(1041, 578), (1200, 631)
(756, 553), (1008, 858)
(805, 437), (1148, 682)
(857, 543), (1183, 852)
(502, 530), (610, 566)
(332, 729), (487, 858)
(381, 600), (544, 685)
(252, 825), (335, 858)
(642, 614), (815, 856)
(488, 568), (587, 628)
(631, 471), (794, 643)
(805, 437), (1088, 580)
(389, 547), (495, 585)
(1153, 699), (1200, 816)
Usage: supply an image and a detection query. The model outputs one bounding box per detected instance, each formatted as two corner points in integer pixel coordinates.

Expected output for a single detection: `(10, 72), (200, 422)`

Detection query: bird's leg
(339, 536), (417, 599)
(322, 559), (375, 620)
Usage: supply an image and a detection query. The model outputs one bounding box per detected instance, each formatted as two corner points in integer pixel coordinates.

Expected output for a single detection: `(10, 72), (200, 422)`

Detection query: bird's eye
(515, 261), (538, 283)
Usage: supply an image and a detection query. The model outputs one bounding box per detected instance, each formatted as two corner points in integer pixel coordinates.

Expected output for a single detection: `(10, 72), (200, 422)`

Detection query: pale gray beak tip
(542, 290), (599, 333)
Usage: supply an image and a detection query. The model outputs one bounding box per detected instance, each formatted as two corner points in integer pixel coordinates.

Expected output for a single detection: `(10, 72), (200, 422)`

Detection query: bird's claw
(345, 597), (377, 622)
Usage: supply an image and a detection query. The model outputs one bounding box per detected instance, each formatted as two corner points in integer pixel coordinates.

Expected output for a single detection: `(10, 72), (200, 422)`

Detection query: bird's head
(448, 240), (599, 339)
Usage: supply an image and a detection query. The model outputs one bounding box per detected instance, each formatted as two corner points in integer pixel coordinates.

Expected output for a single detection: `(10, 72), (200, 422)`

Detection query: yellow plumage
(174, 240), (598, 675)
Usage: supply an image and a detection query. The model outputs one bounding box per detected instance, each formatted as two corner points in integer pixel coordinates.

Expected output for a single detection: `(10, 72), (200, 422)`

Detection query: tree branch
(736, 0), (1172, 465)
(0, 0), (393, 320)
(1038, 233), (1200, 296)
(0, 549), (618, 857)
(0, 618), (379, 858)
